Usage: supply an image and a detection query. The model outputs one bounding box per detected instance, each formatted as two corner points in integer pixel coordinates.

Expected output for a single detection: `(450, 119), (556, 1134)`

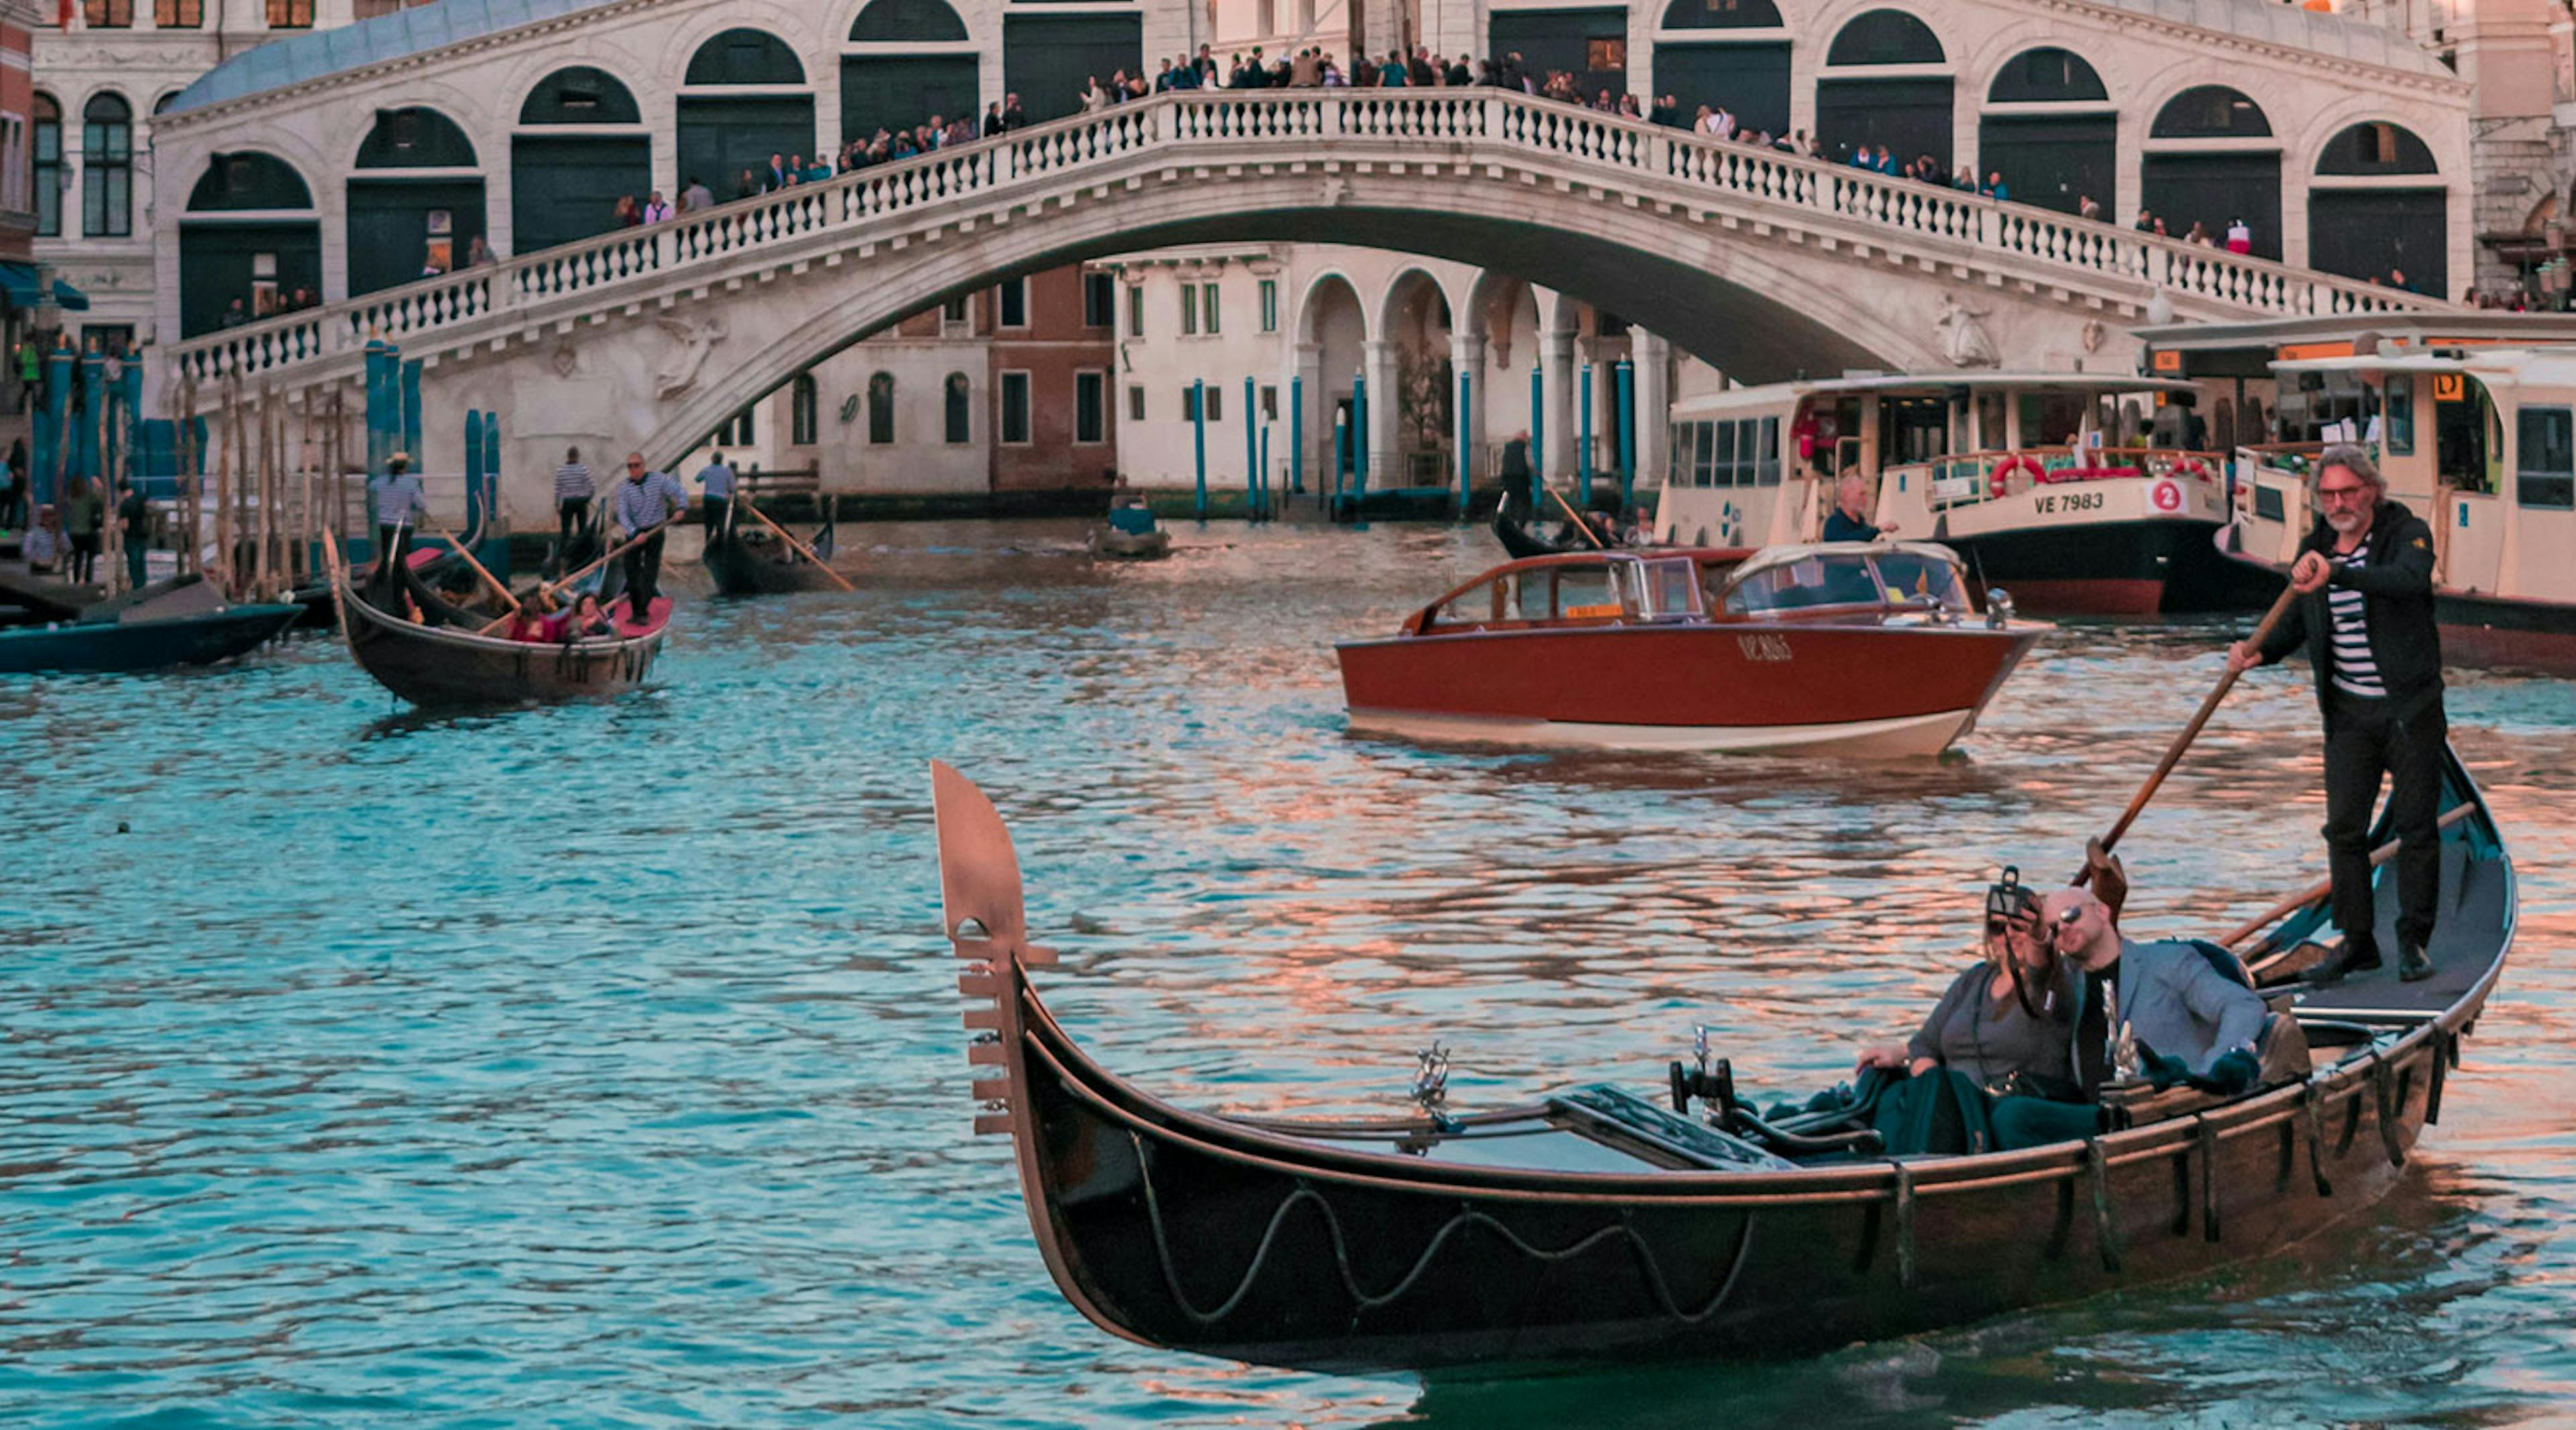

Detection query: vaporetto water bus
(2141, 315), (2576, 675)
(1655, 372), (2276, 616)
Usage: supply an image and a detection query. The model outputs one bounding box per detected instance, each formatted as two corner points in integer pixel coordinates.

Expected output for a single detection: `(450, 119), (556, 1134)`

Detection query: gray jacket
(2083, 937), (2269, 1079)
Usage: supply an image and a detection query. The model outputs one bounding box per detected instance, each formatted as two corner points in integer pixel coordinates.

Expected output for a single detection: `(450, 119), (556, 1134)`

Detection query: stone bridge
(160, 89), (2447, 513)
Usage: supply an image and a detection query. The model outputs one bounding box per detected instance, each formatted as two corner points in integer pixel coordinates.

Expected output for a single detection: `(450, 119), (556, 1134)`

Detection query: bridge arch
(847, 0), (969, 44)
(1975, 46), (2115, 217)
(348, 105), (486, 296)
(839, 0), (980, 148)
(2143, 83), (2280, 257)
(514, 66), (652, 257)
(2309, 118), (2447, 296)
(1818, 9), (1952, 170)
(675, 21), (822, 203)
(1652, 0), (1792, 138)
(180, 151), (321, 338)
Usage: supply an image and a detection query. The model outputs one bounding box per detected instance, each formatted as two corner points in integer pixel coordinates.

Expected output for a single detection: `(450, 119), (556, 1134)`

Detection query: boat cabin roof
(1670, 370), (2198, 421)
(2270, 347), (2576, 396)
(1726, 539), (1966, 585)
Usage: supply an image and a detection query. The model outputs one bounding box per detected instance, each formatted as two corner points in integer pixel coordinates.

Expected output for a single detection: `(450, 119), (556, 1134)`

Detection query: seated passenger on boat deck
(1854, 872), (2079, 1155)
(563, 593), (616, 641)
(1982, 889), (2273, 1150)
(506, 596), (558, 643)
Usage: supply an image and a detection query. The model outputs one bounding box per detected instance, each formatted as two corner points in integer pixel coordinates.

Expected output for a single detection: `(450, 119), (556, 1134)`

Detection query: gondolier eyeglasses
(2315, 482), (2371, 506)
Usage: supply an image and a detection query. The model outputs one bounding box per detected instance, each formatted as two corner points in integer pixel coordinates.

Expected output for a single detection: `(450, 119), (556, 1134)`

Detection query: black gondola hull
(336, 571), (668, 707)
(933, 755), (2511, 1376)
(702, 529), (844, 596)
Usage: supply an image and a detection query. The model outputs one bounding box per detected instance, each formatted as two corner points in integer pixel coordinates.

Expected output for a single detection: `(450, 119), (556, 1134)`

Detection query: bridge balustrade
(166, 88), (2445, 392)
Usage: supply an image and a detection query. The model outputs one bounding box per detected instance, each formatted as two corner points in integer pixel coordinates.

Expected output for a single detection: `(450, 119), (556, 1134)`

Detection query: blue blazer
(2102, 938), (2268, 1076)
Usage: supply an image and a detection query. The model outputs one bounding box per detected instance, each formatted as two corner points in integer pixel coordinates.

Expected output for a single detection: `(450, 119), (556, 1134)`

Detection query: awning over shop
(0, 262), (91, 312)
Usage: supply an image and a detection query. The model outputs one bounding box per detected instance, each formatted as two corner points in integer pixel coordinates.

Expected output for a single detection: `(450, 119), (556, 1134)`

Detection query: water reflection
(0, 521), (2570, 1429)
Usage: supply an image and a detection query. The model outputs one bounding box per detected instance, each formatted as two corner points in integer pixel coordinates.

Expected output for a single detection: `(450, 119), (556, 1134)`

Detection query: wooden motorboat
(932, 751), (2512, 1374)
(0, 578), (299, 674)
(1336, 542), (2045, 757)
(333, 554), (669, 707)
(702, 504), (843, 595)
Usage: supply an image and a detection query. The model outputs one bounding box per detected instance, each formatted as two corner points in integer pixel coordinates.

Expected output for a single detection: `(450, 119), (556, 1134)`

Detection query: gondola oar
(1544, 485), (1607, 551)
(734, 494), (857, 592)
(2231, 802), (2477, 961)
(2075, 582), (2300, 887)
(427, 519), (520, 614)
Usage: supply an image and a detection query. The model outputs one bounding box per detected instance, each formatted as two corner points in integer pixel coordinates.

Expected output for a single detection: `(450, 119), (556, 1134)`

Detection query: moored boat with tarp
(0, 573), (300, 673)
(931, 748), (2512, 1375)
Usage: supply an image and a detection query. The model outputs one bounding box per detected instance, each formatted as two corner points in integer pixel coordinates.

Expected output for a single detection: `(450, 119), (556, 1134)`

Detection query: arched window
(33, 95), (60, 238)
(2149, 86), (2269, 140)
(944, 372), (971, 443)
(849, 0), (968, 42)
(868, 372), (895, 445)
(1825, 10), (1943, 66)
(355, 106), (478, 168)
(1986, 48), (2104, 104)
(686, 29), (804, 86)
(186, 151), (313, 211)
(1658, 0), (1782, 28)
(2316, 121), (2437, 176)
(792, 373), (819, 445)
(520, 67), (642, 125)
(82, 93), (133, 238)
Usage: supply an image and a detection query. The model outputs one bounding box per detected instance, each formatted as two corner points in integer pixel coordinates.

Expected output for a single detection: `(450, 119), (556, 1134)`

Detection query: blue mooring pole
(364, 339), (397, 476)
(1243, 376), (1258, 520)
(1191, 378), (1208, 521)
(1352, 371), (1369, 508)
(1615, 358), (1635, 516)
(1258, 422), (1271, 520)
(399, 359), (423, 470)
(1455, 364), (1472, 518)
(1289, 374), (1305, 496)
(1578, 362), (1595, 510)
(38, 343), (72, 507)
(1527, 364), (1544, 512)
(1333, 409), (1348, 507)
(76, 345), (103, 488)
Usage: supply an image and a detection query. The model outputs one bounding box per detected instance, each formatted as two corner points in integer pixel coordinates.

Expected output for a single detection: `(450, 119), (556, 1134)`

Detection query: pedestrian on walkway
(62, 474), (105, 584)
(610, 453), (687, 607)
(117, 479), (152, 589)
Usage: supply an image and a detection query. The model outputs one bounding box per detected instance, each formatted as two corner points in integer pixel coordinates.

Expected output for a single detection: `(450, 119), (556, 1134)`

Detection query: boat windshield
(1723, 552), (1887, 614)
(1870, 549), (1972, 614)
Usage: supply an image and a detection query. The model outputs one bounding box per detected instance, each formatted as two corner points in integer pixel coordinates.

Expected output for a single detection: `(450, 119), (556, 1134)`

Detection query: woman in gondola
(1854, 869), (2082, 1154)
(561, 592), (616, 641)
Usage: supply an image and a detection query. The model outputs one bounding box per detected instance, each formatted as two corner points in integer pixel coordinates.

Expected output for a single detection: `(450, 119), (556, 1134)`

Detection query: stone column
(1540, 328), (1575, 480)
(1449, 331), (1485, 487)
(1293, 341), (1324, 486)
(1632, 330), (1670, 495)
(1362, 337), (1399, 485)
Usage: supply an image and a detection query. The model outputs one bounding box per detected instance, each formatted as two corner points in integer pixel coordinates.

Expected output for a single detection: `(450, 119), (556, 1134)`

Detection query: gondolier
(2228, 443), (2445, 984)
(612, 453), (688, 606)
(372, 453), (426, 563)
(553, 447), (594, 553)
(694, 451), (735, 533)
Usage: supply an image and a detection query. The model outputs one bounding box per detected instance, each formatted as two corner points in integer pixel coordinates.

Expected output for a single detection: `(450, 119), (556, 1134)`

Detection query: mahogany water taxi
(1656, 371), (2276, 616)
(931, 748), (2512, 1374)
(1334, 541), (2045, 757)
(2142, 315), (2576, 674)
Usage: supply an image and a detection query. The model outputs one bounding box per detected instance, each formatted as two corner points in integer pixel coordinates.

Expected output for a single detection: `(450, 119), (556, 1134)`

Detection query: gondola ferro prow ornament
(932, 760), (1055, 1138)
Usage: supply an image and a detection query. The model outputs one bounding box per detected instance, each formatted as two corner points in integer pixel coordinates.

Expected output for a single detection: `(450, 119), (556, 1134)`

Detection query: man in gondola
(372, 452), (425, 565)
(611, 452), (689, 609)
(2227, 445), (2446, 985)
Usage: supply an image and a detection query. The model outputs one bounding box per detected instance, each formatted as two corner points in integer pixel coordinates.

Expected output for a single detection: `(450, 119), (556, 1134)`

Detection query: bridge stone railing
(168, 89), (2445, 390)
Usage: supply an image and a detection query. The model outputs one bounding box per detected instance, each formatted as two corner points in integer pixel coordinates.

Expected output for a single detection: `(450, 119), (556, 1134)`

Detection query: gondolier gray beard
(2325, 506), (2370, 537)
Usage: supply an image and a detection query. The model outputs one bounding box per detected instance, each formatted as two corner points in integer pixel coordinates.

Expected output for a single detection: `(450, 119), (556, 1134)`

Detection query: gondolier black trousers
(2322, 689), (2445, 958)
(624, 530), (666, 608)
(557, 498), (590, 553)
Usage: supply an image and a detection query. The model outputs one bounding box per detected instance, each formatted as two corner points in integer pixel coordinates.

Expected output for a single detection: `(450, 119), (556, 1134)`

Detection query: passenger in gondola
(506, 594), (559, 643)
(562, 592), (616, 641)
(1978, 887), (2272, 1150)
(1854, 869), (2080, 1154)
(1821, 474), (1899, 542)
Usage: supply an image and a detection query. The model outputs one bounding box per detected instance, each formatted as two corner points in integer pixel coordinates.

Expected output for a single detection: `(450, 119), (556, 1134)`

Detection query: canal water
(4, 520), (2571, 1429)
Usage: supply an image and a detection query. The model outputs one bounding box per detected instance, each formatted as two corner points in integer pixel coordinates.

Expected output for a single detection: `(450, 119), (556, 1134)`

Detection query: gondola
(332, 546), (669, 707)
(1492, 492), (1617, 559)
(702, 502), (843, 595)
(932, 753), (2512, 1374)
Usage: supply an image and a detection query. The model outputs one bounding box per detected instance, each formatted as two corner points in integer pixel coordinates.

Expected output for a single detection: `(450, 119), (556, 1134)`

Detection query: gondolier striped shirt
(554, 461), (594, 503)
(2327, 547), (2385, 698)
(612, 470), (688, 535)
(372, 472), (425, 527)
